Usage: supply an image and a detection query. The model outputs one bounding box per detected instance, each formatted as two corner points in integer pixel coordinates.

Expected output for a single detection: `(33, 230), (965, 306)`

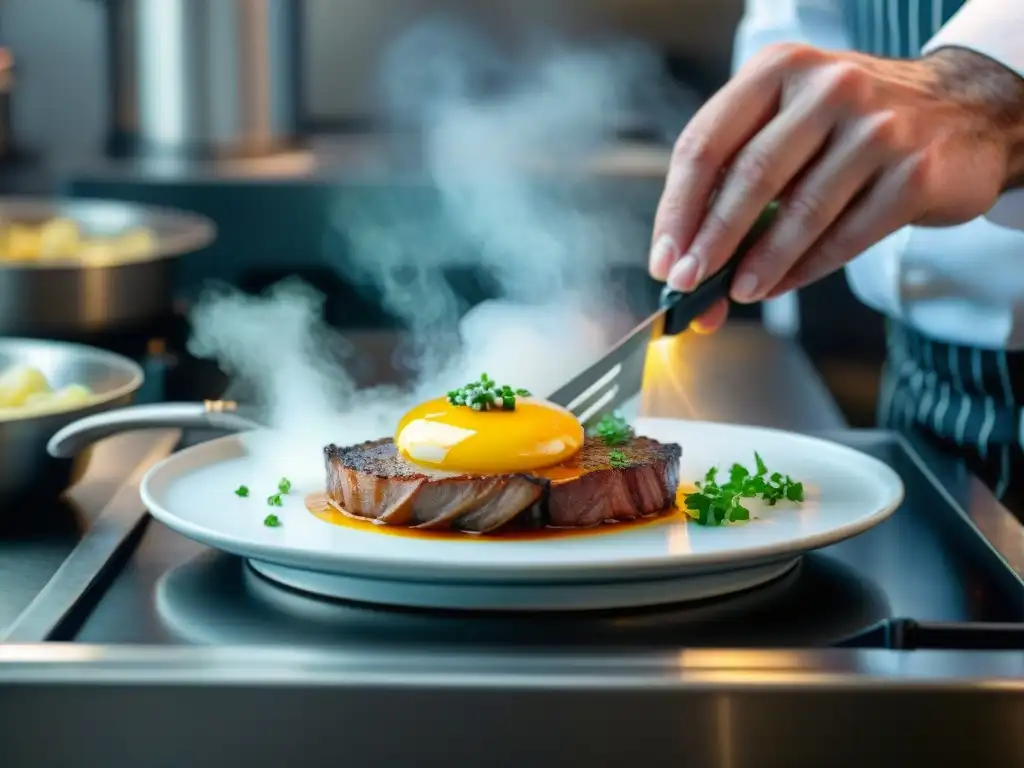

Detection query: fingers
(772, 155), (927, 294)
(730, 111), (898, 303)
(673, 71), (849, 295)
(689, 299), (729, 335)
(649, 49), (789, 282)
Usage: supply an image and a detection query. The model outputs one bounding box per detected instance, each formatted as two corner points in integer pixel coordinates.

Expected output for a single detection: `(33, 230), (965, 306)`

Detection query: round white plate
(246, 557), (801, 611)
(140, 417), (904, 607)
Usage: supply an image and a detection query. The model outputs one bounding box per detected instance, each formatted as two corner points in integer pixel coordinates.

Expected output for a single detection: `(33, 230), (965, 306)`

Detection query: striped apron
(844, 0), (1024, 517)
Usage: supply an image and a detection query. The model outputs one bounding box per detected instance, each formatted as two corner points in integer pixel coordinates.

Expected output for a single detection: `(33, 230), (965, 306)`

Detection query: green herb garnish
(608, 449), (630, 469)
(682, 452), (804, 526)
(234, 485), (249, 498)
(278, 477), (292, 494)
(267, 493), (283, 507)
(264, 514), (282, 527)
(589, 413), (634, 446)
(447, 373), (530, 412)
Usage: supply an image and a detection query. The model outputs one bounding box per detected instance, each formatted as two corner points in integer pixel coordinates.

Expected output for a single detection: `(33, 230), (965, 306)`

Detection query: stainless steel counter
(1, 323), (1022, 768)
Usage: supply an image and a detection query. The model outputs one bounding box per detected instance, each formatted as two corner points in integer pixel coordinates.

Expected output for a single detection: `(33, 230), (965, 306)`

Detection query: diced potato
(38, 217), (82, 258)
(77, 240), (118, 264)
(23, 391), (52, 408)
(23, 388), (92, 413)
(115, 227), (155, 259)
(0, 365), (51, 407)
(0, 215), (157, 264)
(6, 223), (43, 260)
(0, 367), (93, 418)
(48, 384), (93, 407)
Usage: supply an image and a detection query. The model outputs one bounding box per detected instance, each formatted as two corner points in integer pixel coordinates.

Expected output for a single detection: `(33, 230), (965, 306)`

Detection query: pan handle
(47, 401), (261, 459)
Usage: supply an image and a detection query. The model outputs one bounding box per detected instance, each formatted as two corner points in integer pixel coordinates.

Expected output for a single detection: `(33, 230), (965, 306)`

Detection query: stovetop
(2, 326), (1022, 653)
(0, 317), (222, 635)
(2, 322), (1024, 768)
(60, 429), (1018, 650)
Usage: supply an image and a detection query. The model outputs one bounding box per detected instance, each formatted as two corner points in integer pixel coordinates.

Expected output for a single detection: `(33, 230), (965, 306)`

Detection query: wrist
(925, 47), (1024, 190)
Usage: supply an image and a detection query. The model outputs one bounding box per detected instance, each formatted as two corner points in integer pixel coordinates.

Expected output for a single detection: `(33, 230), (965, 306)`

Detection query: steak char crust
(324, 436), (681, 534)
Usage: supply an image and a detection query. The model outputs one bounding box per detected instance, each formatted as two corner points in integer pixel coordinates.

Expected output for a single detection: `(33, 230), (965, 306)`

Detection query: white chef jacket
(734, 0), (1024, 349)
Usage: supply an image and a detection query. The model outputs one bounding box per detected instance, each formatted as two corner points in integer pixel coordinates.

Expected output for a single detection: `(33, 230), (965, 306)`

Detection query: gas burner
(153, 550), (891, 649)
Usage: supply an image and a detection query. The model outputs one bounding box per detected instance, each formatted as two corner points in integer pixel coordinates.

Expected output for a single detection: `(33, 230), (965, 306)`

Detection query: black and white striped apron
(843, 0), (1024, 517)
(878, 321), (1024, 509)
(842, 0), (966, 59)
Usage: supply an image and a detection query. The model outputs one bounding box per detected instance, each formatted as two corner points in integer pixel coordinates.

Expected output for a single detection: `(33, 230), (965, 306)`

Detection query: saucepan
(0, 196), (215, 337)
(0, 338), (146, 503)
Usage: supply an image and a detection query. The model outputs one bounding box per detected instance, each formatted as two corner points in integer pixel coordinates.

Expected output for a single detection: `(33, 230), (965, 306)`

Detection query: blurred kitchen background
(0, 0), (886, 424)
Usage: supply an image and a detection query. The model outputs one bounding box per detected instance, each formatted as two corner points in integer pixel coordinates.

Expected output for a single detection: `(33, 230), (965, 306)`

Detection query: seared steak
(323, 436), (681, 534)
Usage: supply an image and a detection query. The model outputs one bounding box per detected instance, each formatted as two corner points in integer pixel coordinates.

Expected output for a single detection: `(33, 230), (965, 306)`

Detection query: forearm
(925, 48), (1024, 191)
(924, 0), (1024, 224)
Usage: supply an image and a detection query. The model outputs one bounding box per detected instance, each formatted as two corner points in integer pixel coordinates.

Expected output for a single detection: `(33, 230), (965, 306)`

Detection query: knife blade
(547, 203), (779, 427)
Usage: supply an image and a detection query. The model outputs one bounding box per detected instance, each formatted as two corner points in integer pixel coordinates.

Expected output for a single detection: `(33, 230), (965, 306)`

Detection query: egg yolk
(394, 396), (584, 474)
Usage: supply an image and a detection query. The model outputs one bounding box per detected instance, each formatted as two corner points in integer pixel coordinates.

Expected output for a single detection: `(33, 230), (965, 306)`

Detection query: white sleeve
(923, 0), (1024, 231)
(733, 0), (852, 71)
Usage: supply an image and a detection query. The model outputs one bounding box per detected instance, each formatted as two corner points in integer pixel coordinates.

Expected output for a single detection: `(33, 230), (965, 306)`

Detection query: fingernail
(731, 272), (759, 303)
(648, 234), (679, 281)
(667, 255), (700, 292)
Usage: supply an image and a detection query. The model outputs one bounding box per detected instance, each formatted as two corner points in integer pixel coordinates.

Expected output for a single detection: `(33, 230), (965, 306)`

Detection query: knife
(547, 203), (779, 427)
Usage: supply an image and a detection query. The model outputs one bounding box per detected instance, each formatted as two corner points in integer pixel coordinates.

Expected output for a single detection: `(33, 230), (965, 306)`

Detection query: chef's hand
(650, 44), (1024, 334)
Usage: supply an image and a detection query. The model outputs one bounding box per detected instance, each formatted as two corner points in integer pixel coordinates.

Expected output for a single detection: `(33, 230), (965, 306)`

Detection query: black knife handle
(658, 202), (780, 333)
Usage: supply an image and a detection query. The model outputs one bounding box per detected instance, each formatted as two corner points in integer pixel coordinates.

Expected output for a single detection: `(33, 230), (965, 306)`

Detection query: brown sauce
(304, 484), (696, 541)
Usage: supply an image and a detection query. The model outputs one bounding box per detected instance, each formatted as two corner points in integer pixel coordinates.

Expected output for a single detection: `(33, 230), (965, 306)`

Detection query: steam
(186, 18), (683, 488)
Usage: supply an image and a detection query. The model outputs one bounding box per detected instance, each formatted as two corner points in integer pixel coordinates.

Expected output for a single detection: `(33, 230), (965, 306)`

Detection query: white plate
(245, 557), (802, 611)
(140, 418), (904, 602)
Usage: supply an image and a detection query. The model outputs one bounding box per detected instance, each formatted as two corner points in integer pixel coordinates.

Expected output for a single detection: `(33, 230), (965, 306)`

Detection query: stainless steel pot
(99, 0), (304, 158)
(0, 338), (145, 502)
(0, 197), (215, 337)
